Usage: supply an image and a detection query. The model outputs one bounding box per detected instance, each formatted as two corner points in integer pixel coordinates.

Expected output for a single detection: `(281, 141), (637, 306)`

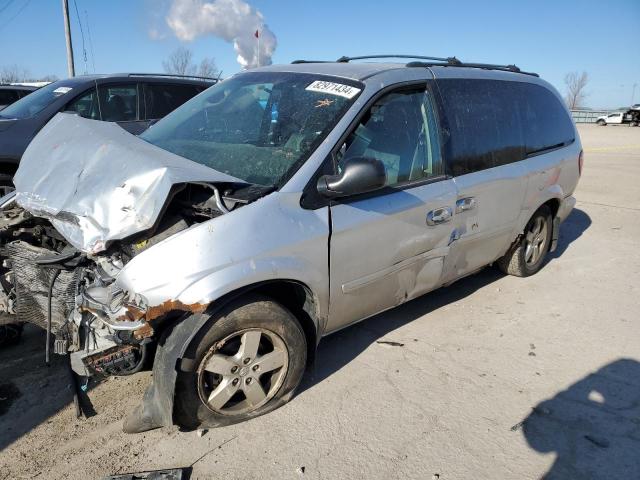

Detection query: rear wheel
(596, 119), (606, 126)
(174, 295), (307, 430)
(497, 206), (553, 277)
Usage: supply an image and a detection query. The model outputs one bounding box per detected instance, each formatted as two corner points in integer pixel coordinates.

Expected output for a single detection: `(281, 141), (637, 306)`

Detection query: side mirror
(317, 156), (386, 199)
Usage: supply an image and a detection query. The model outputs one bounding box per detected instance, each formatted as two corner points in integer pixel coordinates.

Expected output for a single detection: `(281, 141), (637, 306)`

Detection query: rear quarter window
(436, 79), (575, 176)
(519, 83), (575, 155)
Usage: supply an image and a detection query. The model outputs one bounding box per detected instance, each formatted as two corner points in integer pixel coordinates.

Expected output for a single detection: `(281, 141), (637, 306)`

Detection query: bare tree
(197, 57), (219, 78)
(36, 74), (59, 83)
(162, 47), (219, 78)
(564, 71), (589, 109)
(0, 64), (30, 83)
(163, 47), (196, 75)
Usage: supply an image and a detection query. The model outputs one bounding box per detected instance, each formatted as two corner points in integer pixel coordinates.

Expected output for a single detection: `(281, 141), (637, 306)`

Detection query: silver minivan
(0, 56), (581, 432)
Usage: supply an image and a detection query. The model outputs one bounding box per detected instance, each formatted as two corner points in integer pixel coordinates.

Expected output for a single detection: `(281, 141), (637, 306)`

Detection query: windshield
(0, 80), (76, 119)
(140, 72), (362, 186)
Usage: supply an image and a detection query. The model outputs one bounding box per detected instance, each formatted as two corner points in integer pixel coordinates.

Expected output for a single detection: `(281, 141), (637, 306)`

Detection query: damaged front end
(0, 114), (271, 378)
(0, 181), (255, 377)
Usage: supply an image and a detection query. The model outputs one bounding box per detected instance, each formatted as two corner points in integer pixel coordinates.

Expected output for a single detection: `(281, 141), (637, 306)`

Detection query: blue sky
(1, 0), (638, 108)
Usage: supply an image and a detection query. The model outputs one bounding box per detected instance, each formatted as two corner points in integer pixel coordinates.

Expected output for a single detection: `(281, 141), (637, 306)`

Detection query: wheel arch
(155, 278), (322, 369)
(123, 278), (322, 433)
(542, 197), (560, 218)
(203, 279), (321, 367)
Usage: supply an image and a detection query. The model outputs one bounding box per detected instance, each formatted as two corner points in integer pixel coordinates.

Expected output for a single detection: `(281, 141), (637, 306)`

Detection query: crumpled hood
(13, 113), (242, 253)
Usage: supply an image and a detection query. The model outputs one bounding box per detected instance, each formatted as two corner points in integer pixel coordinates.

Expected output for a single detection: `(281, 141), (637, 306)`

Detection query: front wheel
(174, 295), (307, 430)
(596, 119), (606, 126)
(497, 206), (552, 277)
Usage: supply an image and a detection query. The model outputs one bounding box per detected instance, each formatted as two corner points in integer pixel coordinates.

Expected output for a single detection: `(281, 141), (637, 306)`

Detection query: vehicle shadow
(0, 325), (97, 453)
(548, 208), (591, 260)
(522, 358), (640, 479)
(301, 207), (591, 392)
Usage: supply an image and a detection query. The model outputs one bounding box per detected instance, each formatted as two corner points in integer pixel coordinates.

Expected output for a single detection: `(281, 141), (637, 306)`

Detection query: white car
(596, 112), (626, 125)
(596, 108), (639, 126)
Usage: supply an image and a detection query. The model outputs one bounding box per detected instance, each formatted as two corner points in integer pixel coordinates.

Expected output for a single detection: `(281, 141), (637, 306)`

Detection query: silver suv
(0, 56), (581, 433)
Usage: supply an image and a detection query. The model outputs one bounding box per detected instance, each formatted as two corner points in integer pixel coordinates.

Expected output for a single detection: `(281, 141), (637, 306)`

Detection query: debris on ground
(296, 466), (306, 475)
(510, 420), (526, 432)
(102, 468), (190, 479)
(197, 428), (208, 437)
(376, 340), (405, 347)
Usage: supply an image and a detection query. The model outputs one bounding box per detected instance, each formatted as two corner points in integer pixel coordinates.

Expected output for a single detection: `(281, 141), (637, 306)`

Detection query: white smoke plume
(166, 0), (277, 69)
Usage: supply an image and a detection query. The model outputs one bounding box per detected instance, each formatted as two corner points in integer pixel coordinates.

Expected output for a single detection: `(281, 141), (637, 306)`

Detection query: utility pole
(632, 83), (637, 105)
(62, 0), (75, 77)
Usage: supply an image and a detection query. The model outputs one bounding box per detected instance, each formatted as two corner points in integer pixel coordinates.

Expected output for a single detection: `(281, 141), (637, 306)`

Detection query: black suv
(0, 85), (37, 111)
(0, 74), (216, 194)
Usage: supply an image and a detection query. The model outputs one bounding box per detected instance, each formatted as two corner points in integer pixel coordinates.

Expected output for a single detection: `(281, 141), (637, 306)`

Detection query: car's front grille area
(3, 241), (79, 330)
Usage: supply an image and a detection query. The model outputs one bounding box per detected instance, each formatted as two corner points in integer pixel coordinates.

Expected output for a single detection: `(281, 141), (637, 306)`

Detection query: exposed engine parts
(0, 182), (261, 377)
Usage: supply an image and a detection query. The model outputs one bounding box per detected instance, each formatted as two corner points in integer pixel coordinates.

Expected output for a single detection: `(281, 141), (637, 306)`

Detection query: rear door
(434, 79), (527, 282)
(326, 84), (457, 332)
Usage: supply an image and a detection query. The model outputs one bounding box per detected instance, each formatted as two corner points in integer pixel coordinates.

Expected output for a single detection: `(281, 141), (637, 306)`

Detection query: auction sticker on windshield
(53, 87), (73, 96)
(306, 81), (361, 99)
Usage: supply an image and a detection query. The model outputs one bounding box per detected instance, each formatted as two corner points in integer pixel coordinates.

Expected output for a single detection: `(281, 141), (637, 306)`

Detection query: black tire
(174, 295), (307, 430)
(497, 205), (553, 277)
(0, 173), (15, 198)
(0, 323), (24, 347)
(596, 120), (606, 126)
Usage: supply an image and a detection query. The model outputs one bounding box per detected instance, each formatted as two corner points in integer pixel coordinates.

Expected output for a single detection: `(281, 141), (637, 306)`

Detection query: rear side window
(0, 89), (20, 105)
(520, 83), (575, 155)
(436, 79), (574, 176)
(98, 84), (138, 122)
(144, 84), (200, 120)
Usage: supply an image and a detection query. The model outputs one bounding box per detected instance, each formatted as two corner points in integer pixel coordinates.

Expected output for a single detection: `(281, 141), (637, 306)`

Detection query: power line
(0, 0), (31, 33)
(72, 0), (88, 74)
(85, 9), (95, 73)
(0, 0), (16, 15)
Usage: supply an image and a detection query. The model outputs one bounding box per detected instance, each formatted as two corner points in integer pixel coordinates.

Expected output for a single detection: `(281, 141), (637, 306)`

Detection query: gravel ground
(0, 124), (639, 480)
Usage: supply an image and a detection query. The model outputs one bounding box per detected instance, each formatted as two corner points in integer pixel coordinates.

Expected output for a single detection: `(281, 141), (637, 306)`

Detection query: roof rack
(406, 60), (538, 77)
(291, 59), (334, 64)
(290, 55), (538, 77)
(126, 73), (220, 82)
(335, 54), (461, 64)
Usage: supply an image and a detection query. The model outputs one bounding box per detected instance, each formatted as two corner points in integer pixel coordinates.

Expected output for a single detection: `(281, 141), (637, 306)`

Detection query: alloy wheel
(524, 216), (548, 266)
(197, 328), (289, 415)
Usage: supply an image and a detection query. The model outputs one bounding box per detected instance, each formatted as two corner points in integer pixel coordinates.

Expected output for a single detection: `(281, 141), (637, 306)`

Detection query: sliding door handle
(426, 206), (453, 226)
(455, 197), (477, 213)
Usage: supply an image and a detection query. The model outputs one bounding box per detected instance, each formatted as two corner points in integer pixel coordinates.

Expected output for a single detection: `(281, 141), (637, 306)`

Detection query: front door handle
(455, 197), (477, 213)
(426, 206), (453, 226)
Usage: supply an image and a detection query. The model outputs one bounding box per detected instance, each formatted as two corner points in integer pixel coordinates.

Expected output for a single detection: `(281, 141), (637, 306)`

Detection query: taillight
(578, 150), (584, 176)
